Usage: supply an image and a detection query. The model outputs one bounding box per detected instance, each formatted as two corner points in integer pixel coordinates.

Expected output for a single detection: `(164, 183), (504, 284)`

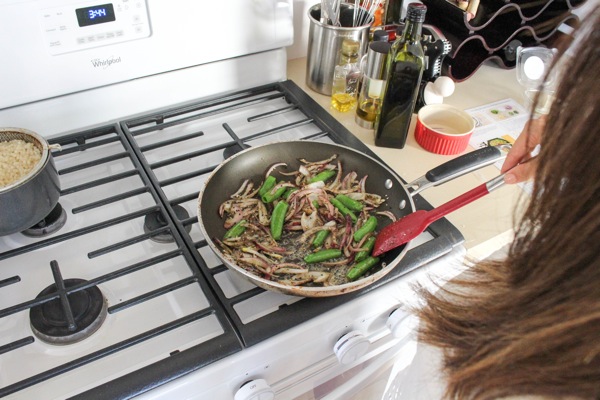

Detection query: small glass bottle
(374, 3), (427, 148)
(331, 39), (361, 112)
(355, 41), (391, 129)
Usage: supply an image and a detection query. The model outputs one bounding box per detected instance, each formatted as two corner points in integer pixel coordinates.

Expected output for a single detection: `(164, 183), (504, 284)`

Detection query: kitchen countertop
(287, 57), (528, 260)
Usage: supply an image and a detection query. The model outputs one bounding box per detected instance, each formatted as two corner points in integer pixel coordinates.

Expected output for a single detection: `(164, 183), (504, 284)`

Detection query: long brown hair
(415, 6), (600, 400)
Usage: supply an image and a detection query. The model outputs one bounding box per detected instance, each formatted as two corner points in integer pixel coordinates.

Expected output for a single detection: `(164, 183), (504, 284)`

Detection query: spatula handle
(426, 174), (507, 224)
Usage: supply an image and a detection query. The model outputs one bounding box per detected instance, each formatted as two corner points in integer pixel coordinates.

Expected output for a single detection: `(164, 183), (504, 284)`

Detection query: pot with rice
(0, 128), (61, 236)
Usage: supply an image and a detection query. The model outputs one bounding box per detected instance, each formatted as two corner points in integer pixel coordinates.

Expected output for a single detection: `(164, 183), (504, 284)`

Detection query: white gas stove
(0, 1), (466, 399)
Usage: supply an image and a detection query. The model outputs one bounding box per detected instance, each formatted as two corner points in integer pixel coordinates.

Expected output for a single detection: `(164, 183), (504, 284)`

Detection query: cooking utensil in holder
(306, 3), (373, 95)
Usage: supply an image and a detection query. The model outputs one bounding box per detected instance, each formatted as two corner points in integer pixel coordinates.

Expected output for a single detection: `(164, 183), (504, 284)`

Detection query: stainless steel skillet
(197, 141), (506, 297)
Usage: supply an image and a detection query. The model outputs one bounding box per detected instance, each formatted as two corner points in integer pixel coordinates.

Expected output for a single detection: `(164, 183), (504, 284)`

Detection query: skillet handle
(406, 144), (510, 196)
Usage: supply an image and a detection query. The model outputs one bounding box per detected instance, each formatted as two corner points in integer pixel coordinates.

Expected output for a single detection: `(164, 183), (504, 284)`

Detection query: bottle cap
(406, 3), (427, 22)
(372, 29), (389, 42)
(365, 41), (391, 80)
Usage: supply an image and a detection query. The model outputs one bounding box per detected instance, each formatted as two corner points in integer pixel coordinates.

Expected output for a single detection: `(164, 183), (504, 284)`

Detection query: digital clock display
(75, 3), (116, 27)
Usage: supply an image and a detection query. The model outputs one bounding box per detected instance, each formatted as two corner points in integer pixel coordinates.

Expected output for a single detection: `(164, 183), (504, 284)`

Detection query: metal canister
(306, 3), (373, 96)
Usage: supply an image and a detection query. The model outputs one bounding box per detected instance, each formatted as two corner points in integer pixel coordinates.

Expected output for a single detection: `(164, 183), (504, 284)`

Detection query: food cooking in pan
(214, 154), (397, 287)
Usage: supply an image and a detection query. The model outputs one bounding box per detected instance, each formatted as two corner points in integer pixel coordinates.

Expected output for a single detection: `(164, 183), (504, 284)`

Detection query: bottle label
(386, 61), (421, 105)
(346, 70), (360, 94)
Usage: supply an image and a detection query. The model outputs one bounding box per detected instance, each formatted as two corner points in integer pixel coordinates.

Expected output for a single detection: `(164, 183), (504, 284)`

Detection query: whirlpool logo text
(91, 56), (122, 69)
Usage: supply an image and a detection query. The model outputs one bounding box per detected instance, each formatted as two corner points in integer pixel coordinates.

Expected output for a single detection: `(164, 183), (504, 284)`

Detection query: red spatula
(372, 173), (507, 257)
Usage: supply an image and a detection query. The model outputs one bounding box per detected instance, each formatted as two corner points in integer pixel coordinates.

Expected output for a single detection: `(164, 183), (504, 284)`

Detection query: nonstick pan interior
(198, 141), (413, 296)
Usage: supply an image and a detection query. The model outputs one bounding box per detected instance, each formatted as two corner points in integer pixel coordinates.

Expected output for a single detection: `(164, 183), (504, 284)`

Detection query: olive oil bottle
(355, 41), (391, 129)
(331, 39), (361, 112)
(374, 3), (426, 148)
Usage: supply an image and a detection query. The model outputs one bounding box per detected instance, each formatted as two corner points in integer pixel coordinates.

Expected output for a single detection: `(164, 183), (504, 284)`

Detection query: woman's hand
(501, 117), (545, 184)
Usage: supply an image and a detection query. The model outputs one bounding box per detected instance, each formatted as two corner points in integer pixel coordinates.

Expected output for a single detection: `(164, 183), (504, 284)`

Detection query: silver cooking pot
(0, 128), (61, 236)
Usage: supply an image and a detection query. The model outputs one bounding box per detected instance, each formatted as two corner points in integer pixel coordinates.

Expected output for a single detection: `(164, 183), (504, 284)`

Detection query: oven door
(283, 338), (419, 400)
(136, 308), (427, 400)
(288, 340), (446, 400)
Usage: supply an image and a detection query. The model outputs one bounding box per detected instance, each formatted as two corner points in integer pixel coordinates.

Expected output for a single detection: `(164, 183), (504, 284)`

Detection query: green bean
(312, 229), (330, 248)
(330, 198), (358, 223)
(261, 185), (287, 203)
(335, 194), (363, 212)
(347, 256), (380, 281)
(308, 170), (336, 183)
(353, 216), (378, 242)
(304, 248), (342, 264)
(258, 176), (276, 197)
(354, 236), (376, 263)
(270, 201), (289, 241)
(223, 219), (247, 239)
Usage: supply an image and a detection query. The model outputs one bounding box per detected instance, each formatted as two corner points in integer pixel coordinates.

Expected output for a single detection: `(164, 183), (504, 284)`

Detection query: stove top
(0, 80), (463, 399)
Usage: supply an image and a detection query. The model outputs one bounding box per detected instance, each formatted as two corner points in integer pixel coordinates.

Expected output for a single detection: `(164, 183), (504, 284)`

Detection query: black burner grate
(120, 80), (464, 348)
(0, 124), (241, 399)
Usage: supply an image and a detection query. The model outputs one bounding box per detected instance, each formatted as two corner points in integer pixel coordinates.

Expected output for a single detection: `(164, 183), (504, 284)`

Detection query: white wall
(287, 0), (314, 60)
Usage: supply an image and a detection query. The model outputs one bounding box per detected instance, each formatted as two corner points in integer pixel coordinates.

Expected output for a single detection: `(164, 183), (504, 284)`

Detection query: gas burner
(30, 279), (107, 345)
(223, 143), (249, 159)
(144, 205), (192, 243)
(21, 202), (67, 237)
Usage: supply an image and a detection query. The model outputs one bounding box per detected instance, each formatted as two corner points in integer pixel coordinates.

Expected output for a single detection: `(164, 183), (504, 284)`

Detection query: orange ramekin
(414, 104), (475, 155)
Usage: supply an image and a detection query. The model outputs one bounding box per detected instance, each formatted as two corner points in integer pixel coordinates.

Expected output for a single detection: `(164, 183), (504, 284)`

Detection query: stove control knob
(386, 308), (419, 340)
(234, 379), (274, 400)
(334, 330), (370, 365)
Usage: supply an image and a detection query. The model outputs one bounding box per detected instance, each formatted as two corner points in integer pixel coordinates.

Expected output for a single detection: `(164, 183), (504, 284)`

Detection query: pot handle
(406, 144), (510, 196)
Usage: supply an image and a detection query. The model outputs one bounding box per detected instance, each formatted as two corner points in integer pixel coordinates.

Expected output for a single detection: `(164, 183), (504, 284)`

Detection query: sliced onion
(326, 161), (343, 190)
(307, 271), (331, 283)
(322, 258), (352, 267)
(299, 225), (327, 243)
(300, 154), (337, 167)
(301, 210), (321, 231)
(376, 210), (397, 222)
(266, 162), (287, 178)
(345, 192), (366, 201)
(254, 241), (288, 254)
(231, 179), (251, 198)
(274, 267), (309, 275)
(277, 276), (313, 286)
(238, 256), (270, 275)
(358, 175), (368, 192)
(241, 247), (275, 265)
(306, 180), (325, 189)
(299, 165), (310, 176)
(257, 201), (270, 225)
